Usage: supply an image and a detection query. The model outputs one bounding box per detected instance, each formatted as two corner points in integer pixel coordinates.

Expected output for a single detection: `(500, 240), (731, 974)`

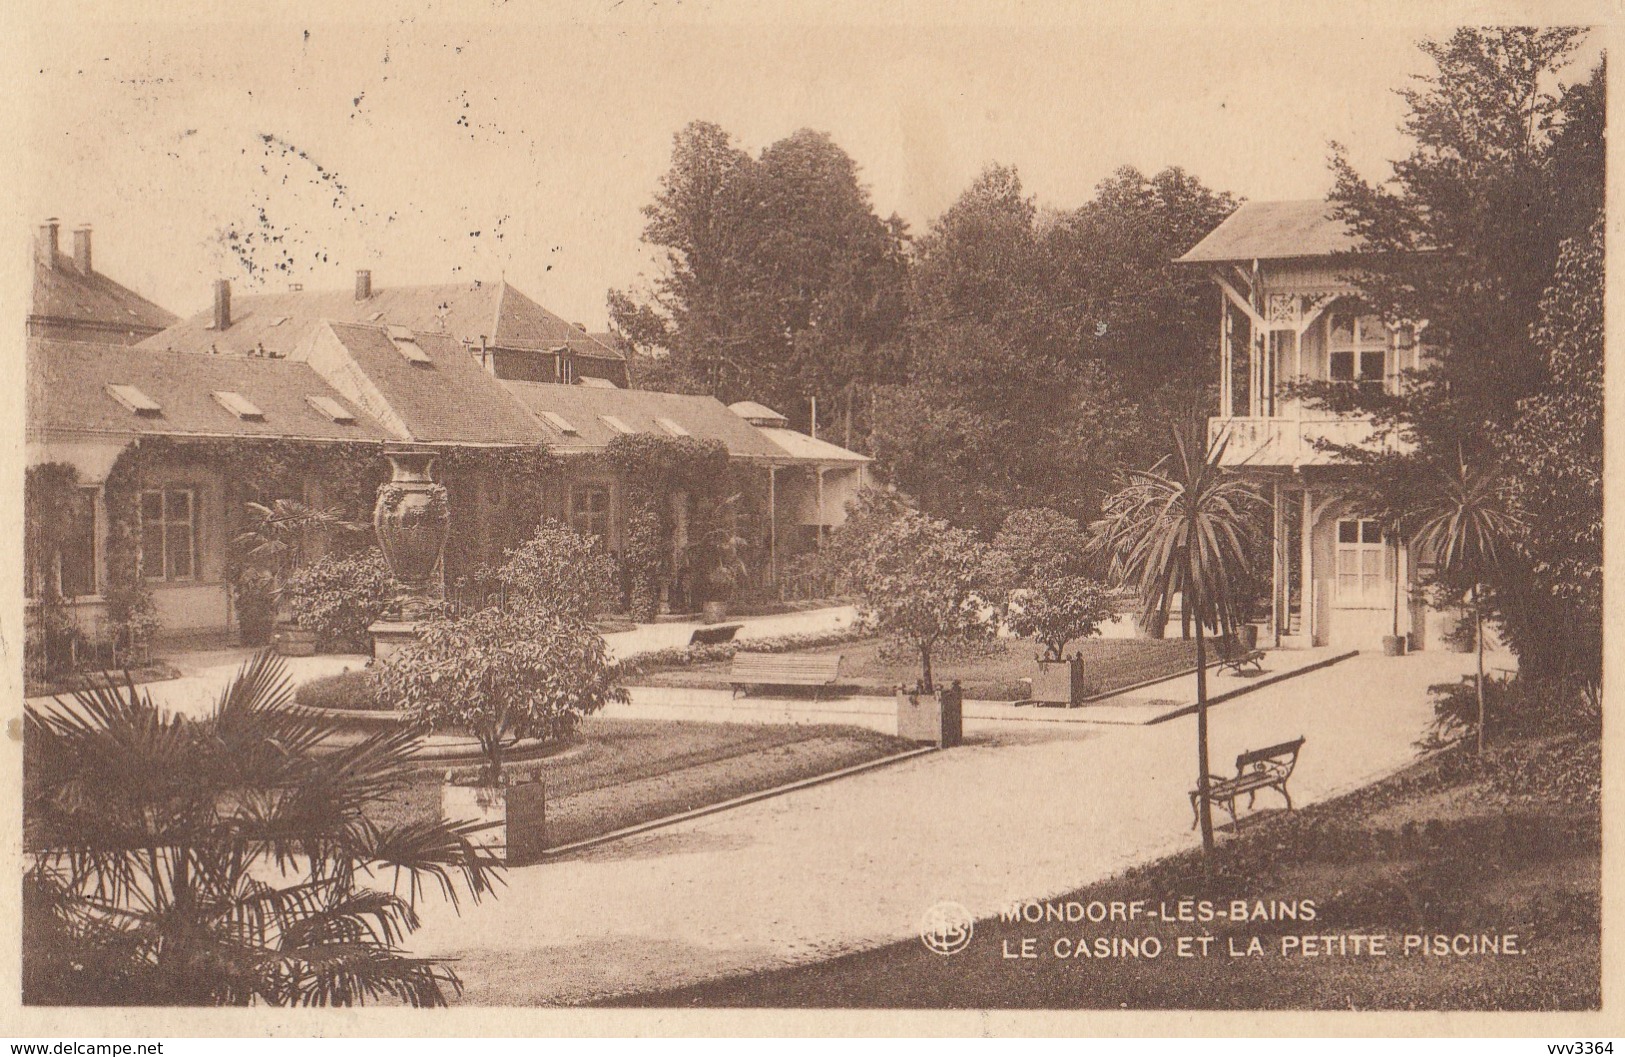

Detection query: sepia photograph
(7, 0), (1615, 1036)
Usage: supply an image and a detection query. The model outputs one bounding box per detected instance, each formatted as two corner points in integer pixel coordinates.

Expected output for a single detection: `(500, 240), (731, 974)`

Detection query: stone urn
(374, 445), (449, 619)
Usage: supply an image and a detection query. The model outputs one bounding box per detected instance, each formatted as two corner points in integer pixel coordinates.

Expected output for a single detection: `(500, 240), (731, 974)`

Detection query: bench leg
(1280, 782), (1293, 812)
(1190, 792), (1201, 830)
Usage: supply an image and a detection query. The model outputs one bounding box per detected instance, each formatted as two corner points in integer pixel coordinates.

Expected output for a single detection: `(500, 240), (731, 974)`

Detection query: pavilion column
(1270, 482), (1283, 645)
(767, 465), (778, 588)
(1300, 486), (1315, 645)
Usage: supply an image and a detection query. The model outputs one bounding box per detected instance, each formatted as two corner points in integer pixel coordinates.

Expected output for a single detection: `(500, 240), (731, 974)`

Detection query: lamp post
(369, 444), (450, 660)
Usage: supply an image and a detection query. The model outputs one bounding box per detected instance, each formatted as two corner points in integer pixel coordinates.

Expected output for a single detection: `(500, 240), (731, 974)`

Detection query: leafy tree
(611, 121), (908, 430)
(846, 509), (1000, 693)
(494, 519), (620, 619)
(376, 607), (627, 780)
(1005, 576), (1115, 662)
(1094, 427), (1264, 853)
(993, 507), (1094, 584)
(1499, 216), (1603, 682)
(1408, 460), (1521, 753)
(1306, 28), (1601, 682)
(23, 652), (500, 1006)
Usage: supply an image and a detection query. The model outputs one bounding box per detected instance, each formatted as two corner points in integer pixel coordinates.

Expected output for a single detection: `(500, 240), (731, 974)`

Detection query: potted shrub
(1005, 576), (1113, 706)
(696, 493), (750, 624)
(234, 498), (359, 653)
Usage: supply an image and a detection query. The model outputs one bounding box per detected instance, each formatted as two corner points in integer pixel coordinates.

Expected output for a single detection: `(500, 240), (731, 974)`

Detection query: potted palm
(233, 498), (357, 653)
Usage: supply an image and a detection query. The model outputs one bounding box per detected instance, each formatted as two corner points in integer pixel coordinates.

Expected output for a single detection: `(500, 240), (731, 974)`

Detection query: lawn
(370, 717), (916, 851)
(634, 635), (1199, 700)
(610, 729), (1600, 1010)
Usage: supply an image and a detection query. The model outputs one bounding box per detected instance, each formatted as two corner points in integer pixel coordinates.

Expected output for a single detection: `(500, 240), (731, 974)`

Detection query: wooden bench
(730, 651), (843, 697)
(689, 622), (744, 647)
(1214, 633), (1264, 676)
(1190, 736), (1305, 830)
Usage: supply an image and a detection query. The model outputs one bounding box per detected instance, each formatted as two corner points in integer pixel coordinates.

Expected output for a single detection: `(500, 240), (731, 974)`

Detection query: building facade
(1179, 200), (1454, 652)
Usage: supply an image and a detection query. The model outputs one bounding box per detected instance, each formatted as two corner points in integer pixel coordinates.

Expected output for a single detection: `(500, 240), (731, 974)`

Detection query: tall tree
(610, 122), (908, 430)
(1308, 28), (1602, 680)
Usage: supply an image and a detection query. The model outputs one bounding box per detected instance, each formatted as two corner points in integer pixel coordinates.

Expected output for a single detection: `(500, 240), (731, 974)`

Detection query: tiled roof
(138, 279), (627, 362)
(307, 322), (550, 446)
(1176, 200), (1361, 264)
(31, 257), (179, 337)
(27, 338), (390, 442)
(501, 381), (786, 460)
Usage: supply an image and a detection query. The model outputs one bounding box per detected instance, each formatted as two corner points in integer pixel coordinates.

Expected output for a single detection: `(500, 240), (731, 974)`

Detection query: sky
(15, 3), (1609, 329)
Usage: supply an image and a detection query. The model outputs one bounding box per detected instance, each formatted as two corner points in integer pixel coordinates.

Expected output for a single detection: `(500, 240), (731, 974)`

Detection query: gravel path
(407, 647), (1496, 1005)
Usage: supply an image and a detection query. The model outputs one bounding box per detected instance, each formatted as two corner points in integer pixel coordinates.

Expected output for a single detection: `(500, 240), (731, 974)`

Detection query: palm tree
(24, 651), (502, 1006)
(1407, 458), (1521, 753)
(1094, 425), (1265, 853)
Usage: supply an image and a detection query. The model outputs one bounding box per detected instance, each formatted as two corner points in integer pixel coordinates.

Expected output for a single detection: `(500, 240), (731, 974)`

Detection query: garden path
(407, 646), (1505, 1005)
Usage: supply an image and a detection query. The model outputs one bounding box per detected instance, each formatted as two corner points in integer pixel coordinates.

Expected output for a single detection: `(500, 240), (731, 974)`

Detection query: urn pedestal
(368, 445), (450, 659)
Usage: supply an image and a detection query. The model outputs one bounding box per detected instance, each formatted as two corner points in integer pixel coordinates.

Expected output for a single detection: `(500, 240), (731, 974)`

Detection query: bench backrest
(730, 652), (842, 678)
(1236, 736), (1305, 776)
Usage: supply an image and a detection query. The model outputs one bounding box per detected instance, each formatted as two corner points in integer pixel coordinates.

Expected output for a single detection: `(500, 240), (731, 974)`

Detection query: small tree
(281, 548), (397, 652)
(376, 608), (628, 781)
(1094, 426), (1264, 853)
(1407, 458), (1521, 753)
(495, 520), (620, 619)
(1005, 576), (1114, 662)
(846, 509), (998, 693)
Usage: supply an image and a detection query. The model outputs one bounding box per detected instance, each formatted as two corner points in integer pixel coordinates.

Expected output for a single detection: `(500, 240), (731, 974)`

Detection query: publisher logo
(920, 901), (975, 955)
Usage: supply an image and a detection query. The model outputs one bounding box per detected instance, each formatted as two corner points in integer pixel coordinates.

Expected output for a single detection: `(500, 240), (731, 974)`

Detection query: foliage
(282, 549), (398, 652)
(610, 121), (910, 431)
(1407, 459), (1521, 754)
(1093, 425), (1265, 852)
(293, 668), (384, 712)
(1501, 215), (1603, 682)
(843, 508), (1000, 692)
(232, 498), (361, 645)
(494, 519), (621, 619)
(376, 607), (628, 780)
(1005, 576), (1115, 662)
(610, 627), (876, 680)
(992, 506), (1094, 584)
(623, 508), (665, 622)
(22, 652), (500, 1006)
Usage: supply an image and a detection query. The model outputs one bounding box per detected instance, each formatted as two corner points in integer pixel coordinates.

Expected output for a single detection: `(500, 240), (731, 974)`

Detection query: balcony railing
(1207, 415), (1410, 468)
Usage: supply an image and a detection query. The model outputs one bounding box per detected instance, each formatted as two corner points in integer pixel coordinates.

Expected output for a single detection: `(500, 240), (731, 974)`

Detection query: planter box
(273, 626), (317, 657)
(439, 778), (548, 865)
(1031, 657), (1087, 707)
(1381, 634), (1408, 657)
(896, 684), (963, 748)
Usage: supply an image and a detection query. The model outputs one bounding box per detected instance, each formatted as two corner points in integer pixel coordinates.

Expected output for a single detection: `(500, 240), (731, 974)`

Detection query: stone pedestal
(369, 620), (423, 662)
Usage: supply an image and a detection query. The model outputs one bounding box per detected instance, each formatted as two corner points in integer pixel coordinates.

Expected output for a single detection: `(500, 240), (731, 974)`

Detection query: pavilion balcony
(1207, 414), (1411, 469)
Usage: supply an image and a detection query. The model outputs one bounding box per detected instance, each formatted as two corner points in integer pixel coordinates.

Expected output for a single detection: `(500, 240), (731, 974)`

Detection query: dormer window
(539, 410), (579, 436)
(212, 390), (266, 420)
(555, 346), (575, 385)
(305, 395), (356, 423)
(106, 384), (162, 416)
(655, 416), (690, 438)
(599, 414), (635, 435)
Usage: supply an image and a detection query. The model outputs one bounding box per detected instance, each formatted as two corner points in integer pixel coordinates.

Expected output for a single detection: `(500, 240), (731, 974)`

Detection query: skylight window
(598, 414), (636, 435)
(212, 390), (266, 421)
(655, 416), (690, 438)
(306, 395), (356, 423)
(106, 383), (162, 416)
(389, 327), (432, 364)
(539, 411), (579, 436)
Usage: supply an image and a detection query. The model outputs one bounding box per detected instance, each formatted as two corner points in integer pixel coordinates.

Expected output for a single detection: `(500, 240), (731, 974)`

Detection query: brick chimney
(213, 279), (232, 331)
(355, 269), (372, 301)
(37, 218), (60, 268)
(72, 225), (92, 274)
